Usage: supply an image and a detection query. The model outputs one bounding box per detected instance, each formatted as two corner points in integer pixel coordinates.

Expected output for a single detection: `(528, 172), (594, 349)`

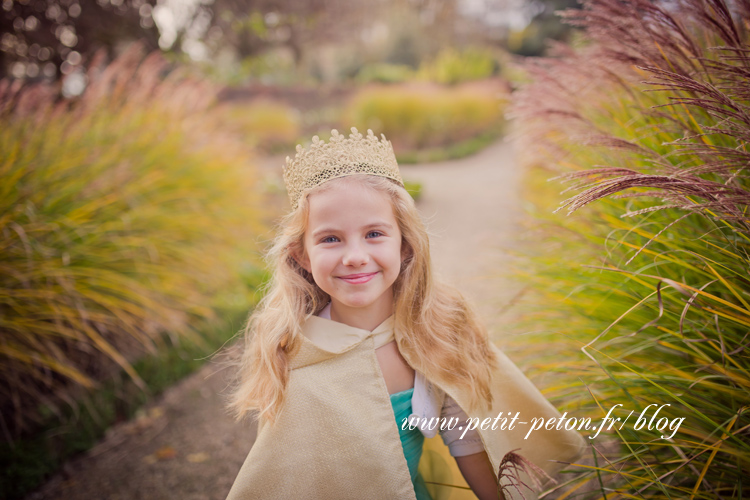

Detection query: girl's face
(298, 179), (405, 322)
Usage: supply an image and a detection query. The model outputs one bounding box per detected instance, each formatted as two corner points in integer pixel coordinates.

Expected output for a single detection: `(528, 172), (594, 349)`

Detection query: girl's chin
(329, 295), (384, 310)
(331, 300), (375, 309)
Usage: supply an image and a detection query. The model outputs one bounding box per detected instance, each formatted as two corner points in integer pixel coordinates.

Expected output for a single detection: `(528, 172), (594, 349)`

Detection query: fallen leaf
(187, 452), (210, 463)
(155, 446), (177, 460)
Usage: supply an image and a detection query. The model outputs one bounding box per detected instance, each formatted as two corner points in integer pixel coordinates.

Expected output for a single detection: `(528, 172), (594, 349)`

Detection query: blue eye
(366, 231), (383, 238)
(321, 236), (339, 243)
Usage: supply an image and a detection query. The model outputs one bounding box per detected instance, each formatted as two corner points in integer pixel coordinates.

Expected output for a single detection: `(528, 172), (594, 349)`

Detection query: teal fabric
(390, 388), (433, 500)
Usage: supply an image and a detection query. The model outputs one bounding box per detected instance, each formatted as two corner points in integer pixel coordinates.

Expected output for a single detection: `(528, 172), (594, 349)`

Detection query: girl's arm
(455, 451), (505, 500)
(435, 394), (504, 499)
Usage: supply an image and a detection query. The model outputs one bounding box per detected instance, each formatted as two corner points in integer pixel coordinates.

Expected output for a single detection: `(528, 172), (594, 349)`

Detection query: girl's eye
(321, 236), (339, 243)
(366, 231), (383, 238)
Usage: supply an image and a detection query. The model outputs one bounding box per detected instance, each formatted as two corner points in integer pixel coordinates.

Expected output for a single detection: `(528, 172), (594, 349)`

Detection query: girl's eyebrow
(311, 222), (394, 239)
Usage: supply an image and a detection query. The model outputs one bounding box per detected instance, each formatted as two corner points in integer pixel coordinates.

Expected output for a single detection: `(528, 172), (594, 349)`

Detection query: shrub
(510, 0), (750, 496)
(403, 179), (423, 201)
(355, 63), (415, 84)
(217, 98), (301, 153)
(417, 47), (498, 85)
(344, 82), (506, 151)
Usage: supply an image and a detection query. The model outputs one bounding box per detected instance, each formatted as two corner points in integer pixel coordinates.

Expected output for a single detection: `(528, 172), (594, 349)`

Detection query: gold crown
(283, 127), (403, 209)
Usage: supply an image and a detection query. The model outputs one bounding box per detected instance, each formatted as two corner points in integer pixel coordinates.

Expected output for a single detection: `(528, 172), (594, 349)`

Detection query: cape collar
(290, 304), (396, 369)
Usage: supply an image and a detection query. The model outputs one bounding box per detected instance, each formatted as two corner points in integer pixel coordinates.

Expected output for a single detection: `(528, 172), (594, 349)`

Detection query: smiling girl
(299, 177), (404, 331)
(226, 129), (585, 500)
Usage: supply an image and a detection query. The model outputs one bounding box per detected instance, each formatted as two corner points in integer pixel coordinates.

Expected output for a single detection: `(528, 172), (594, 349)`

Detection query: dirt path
(401, 138), (527, 343)
(28, 137), (528, 500)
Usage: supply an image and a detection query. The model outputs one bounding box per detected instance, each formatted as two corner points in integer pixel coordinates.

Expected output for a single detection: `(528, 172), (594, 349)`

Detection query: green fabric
(390, 388), (433, 500)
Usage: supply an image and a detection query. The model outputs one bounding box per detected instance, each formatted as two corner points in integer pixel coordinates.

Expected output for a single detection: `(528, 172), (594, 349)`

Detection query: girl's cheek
(317, 251), (339, 268)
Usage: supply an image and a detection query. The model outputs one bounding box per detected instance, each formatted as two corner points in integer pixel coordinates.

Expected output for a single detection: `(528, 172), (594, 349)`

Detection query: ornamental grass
(216, 98), (301, 153)
(0, 44), (264, 439)
(509, 0), (749, 497)
(343, 81), (507, 151)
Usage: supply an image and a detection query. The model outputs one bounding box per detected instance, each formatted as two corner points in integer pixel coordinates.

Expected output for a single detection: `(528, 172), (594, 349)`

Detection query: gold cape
(226, 315), (587, 500)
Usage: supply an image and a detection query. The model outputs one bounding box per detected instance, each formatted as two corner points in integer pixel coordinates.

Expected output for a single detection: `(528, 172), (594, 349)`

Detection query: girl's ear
(401, 240), (413, 264)
(292, 248), (312, 273)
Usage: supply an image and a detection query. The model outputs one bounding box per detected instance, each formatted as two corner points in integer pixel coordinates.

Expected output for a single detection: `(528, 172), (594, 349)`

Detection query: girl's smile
(298, 177), (405, 330)
(338, 272), (378, 284)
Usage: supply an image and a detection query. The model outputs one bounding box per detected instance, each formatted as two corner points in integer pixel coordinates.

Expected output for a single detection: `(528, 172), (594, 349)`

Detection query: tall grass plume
(510, 0), (750, 496)
(0, 44), (264, 439)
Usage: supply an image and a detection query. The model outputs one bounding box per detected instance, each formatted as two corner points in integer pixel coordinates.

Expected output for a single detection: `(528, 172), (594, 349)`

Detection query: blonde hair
(229, 174), (498, 423)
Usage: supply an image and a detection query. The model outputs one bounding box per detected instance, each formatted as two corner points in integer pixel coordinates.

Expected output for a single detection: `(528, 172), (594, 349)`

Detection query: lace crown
(283, 127), (403, 209)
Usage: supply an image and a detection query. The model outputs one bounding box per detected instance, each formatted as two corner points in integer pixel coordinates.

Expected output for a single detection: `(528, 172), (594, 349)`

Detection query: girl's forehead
(310, 177), (389, 204)
(306, 180), (398, 227)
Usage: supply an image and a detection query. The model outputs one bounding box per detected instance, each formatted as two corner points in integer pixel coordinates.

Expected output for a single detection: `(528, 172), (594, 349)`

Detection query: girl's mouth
(338, 272), (377, 284)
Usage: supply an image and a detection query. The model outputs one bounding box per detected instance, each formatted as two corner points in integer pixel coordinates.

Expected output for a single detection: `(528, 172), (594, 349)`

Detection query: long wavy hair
(229, 174), (498, 423)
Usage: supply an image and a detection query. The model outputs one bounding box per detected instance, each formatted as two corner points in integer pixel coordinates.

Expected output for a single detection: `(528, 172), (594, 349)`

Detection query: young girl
(226, 129), (586, 500)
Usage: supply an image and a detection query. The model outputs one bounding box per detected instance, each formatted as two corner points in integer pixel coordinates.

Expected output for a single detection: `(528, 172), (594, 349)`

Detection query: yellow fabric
(420, 436), (477, 499)
(301, 312), (395, 351)
(226, 315), (587, 500)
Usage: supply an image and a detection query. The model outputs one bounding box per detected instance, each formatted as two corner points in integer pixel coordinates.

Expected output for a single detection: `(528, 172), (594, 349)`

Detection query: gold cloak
(226, 315), (587, 500)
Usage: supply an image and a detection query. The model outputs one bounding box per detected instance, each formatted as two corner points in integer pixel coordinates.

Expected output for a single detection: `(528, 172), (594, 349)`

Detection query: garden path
(28, 137), (529, 500)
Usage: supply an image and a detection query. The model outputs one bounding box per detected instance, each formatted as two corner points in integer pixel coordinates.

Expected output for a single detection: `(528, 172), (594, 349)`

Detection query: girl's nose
(342, 242), (369, 267)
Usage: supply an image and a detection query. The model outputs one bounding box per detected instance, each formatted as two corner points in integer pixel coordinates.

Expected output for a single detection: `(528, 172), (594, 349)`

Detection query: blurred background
(2, 0), (749, 498)
(0, 0), (579, 158)
(1, 0), (577, 82)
